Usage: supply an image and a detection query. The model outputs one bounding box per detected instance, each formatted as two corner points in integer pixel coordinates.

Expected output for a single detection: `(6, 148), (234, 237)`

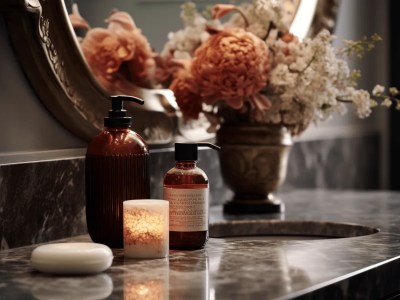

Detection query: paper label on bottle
(163, 187), (209, 232)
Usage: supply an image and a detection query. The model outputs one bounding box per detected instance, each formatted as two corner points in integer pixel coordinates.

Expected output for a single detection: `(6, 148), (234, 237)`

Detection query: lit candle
(123, 200), (169, 259)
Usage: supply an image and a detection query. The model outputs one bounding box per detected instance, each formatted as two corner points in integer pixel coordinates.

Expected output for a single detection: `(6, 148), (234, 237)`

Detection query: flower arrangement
(70, 1), (399, 136)
(70, 5), (157, 93)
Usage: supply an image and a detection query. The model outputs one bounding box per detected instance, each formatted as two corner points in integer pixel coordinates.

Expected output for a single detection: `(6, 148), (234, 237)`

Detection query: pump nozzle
(175, 142), (220, 161)
(105, 95), (145, 128)
(110, 95), (144, 109)
(197, 142), (221, 151)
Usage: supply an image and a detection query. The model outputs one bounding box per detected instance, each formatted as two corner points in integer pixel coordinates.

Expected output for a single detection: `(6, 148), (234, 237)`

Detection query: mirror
(0, 0), (339, 147)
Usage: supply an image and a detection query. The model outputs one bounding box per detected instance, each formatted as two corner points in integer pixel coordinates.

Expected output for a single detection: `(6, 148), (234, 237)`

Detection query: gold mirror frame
(0, 0), (339, 146)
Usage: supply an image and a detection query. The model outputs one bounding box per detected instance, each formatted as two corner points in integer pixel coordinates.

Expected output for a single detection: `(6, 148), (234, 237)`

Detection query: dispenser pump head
(175, 142), (220, 161)
(104, 95), (144, 128)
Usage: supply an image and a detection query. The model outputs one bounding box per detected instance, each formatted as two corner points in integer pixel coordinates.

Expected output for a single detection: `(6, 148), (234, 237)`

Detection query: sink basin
(209, 220), (379, 240)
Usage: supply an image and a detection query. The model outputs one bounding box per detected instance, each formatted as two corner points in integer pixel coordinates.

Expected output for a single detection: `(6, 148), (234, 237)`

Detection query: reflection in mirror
(68, 0), (339, 143)
(0, 0), (339, 147)
(1, 0), (177, 146)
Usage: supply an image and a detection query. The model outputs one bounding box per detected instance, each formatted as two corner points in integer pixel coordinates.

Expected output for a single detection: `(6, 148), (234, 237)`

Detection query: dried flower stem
(289, 53), (317, 74)
(233, 8), (249, 28)
(338, 33), (382, 59)
(336, 96), (354, 103)
(263, 22), (276, 41)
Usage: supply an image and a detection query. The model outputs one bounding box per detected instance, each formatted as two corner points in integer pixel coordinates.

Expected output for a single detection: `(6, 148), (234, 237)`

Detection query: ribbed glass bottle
(86, 128), (150, 248)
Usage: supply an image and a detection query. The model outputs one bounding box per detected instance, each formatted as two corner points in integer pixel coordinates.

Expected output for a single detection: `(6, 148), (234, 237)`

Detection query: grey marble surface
(2, 190), (400, 299)
(0, 158), (87, 250)
(0, 135), (380, 249)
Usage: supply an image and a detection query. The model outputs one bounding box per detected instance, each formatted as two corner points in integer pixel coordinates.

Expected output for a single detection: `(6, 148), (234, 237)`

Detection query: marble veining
(0, 135), (380, 249)
(0, 159), (86, 250)
(2, 190), (400, 299)
(284, 134), (380, 190)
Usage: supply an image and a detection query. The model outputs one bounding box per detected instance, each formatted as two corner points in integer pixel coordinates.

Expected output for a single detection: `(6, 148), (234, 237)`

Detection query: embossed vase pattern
(217, 125), (292, 213)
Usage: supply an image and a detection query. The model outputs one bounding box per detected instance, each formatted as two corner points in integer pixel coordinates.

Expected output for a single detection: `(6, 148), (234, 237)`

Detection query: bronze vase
(216, 125), (293, 214)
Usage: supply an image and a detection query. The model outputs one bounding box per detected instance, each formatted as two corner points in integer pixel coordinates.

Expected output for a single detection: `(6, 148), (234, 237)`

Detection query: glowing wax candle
(123, 200), (169, 259)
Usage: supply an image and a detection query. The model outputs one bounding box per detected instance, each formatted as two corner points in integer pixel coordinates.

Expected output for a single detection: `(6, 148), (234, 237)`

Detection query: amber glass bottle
(163, 143), (220, 249)
(86, 96), (150, 248)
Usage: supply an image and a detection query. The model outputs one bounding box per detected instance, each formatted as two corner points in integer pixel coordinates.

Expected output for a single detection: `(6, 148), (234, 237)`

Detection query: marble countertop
(2, 189), (400, 299)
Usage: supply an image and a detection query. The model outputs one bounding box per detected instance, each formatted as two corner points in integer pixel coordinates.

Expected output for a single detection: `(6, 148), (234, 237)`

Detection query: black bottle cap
(175, 142), (220, 161)
(104, 95), (144, 128)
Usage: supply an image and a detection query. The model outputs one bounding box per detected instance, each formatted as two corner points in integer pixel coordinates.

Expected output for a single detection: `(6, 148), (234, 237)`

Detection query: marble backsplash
(0, 134), (380, 249)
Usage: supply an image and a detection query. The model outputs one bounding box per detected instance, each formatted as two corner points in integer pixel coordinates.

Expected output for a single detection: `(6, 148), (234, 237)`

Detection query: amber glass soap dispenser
(86, 95), (150, 248)
(163, 142), (220, 249)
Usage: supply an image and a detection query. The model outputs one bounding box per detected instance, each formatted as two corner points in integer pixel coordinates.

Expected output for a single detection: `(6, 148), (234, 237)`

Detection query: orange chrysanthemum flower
(80, 28), (133, 92)
(69, 4), (90, 30)
(106, 11), (156, 88)
(81, 28), (132, 75)
(190, 28), (270, 109)
(170, 72), (203, 120)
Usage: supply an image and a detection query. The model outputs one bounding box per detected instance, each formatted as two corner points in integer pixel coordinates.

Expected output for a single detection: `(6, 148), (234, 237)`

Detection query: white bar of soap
(31, 242), (113, 275)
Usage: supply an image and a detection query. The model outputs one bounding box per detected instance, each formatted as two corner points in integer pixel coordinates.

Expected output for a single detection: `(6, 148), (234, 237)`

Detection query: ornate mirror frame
(0, 0), (339, 146)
